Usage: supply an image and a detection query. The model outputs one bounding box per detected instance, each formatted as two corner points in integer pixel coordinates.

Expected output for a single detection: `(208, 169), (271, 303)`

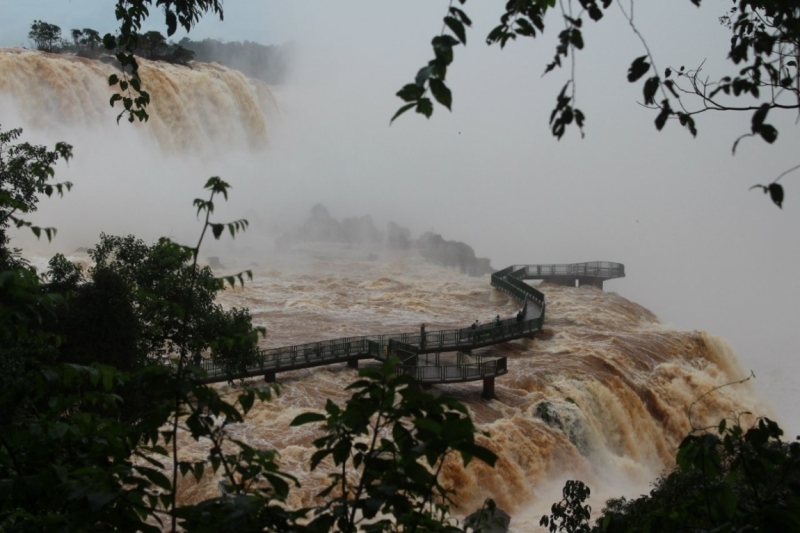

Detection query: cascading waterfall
(203, 252), (768, 527)
(0, 48), (277, 152)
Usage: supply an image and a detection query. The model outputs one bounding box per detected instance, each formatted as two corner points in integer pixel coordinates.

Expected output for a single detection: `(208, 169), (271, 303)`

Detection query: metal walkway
(193, 262), (622, 397)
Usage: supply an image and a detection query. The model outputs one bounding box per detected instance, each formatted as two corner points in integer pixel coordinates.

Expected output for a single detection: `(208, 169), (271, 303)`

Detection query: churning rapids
(206, 249), (769, 528)
(32, 247), (770, 529)
(4, 49), (772, 530)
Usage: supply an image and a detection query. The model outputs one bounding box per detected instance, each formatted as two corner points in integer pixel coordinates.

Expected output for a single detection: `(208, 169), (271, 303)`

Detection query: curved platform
(193, 262), (622, 398)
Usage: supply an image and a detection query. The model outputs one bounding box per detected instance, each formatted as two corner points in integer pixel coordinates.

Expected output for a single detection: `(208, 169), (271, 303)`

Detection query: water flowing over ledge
(203, 253), (769, 526)
(0, 48), (278, 153)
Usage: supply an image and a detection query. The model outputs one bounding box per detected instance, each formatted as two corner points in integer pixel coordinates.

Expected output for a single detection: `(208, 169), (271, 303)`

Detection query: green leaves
(297, 357), (496, 531)
(392, 3), (471, 123)
(1, 127), (74, 250)
(101, 1), (225, 123)
(593, 411), (800, 532)
(429, 79), (452, 110)
(654, 99), (671, 131)
(584, 0), (610, 21)
(396, 83), (425, 103)
(627, 55), (651, 82)
(758, 124), (777, 144)
(751, 104), (770, 134)
(643, 76), (660, 105)
(769, 183), (784, 208)
(449, 6), (472, 27)
(487, 0), (554, 48)
(549, 82), (585, 139)
(290, 411), (326, 426)
(431, 34), (459, 63)
(204, 176), (230, 199)
(540, 479), (592, 533)
(444, 16), (467, 45)
(677, 112), (697, 137)
(751, 182), (784, 209)
(390, 103), (415, 123)
(209, 219), (248, 240)
(570, 28), (584, 49)
(416, 97), (434, 118)
(737, 103), (779, 154)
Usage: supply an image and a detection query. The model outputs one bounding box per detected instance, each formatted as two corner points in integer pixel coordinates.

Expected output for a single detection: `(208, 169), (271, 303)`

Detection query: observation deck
(192, 262), (622, 399)
(512, 261), (625, 290)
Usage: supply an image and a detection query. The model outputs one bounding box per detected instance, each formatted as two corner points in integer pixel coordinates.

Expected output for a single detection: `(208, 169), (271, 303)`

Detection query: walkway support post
(578, 277), (603, 289)
(482, 377), (495, 400)
(347, 358), (359, 369)
(264, 370), (276, 383)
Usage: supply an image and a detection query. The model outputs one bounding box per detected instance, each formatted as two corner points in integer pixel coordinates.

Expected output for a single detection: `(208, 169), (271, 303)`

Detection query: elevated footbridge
(194, 262), (622, 398)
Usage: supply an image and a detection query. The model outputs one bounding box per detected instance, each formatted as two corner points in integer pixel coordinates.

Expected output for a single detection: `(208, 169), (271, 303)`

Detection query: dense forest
(27, 20), (291, 84)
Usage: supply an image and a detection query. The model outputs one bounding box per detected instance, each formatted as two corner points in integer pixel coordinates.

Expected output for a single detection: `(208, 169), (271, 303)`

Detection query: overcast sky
(2, 1), (799, 433)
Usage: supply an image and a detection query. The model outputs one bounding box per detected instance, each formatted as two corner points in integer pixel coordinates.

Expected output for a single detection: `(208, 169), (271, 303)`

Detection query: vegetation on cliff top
(27, 19), (291, 84)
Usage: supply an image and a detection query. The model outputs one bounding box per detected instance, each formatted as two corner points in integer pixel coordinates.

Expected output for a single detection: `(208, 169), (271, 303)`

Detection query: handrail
(517, 262), (625, 279)
(395, 355), (508, 382)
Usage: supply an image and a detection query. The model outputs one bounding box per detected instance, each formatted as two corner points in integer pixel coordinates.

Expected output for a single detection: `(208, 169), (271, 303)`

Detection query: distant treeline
(176, 37), (292, 84)
(26, 20), (291, 84)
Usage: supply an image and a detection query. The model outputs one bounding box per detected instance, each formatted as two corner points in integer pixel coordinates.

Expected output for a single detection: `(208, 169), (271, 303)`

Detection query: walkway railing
(518, 262), (625, 279)
(396, 354), (508, 382)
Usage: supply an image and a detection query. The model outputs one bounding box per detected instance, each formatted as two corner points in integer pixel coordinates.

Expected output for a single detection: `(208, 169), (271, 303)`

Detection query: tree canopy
(0, 127), (72, 269)
(28, 20), (62, 52)
(391, 0), (800, 208)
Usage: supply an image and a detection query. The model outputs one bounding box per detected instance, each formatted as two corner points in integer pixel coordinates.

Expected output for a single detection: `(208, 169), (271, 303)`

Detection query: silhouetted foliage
(292, 357), (498, 532)
(602, 416), (800, 532)
(139, 30), (170, 58)
(41, 232), (260, 380)
(102, 1), (224, 122)
(0, 127), (72, 269)
(541, 480), (592, 533)
(543, 417), (800, 532)
(204, 306), (261, 379)
(28, 20), (63, 52)
(393, 0), (800, 208)
(70, 28), (102, 57)
(56, 266), (142, 371)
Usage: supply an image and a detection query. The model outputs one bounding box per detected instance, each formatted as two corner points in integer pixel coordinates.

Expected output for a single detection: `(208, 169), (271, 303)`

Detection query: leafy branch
(103, 0), (224, 123)
(0, 127), (73, 261)
(167, 177), (267, 531)
(293, 358), (498, 532)
(391, 0), (471, 123)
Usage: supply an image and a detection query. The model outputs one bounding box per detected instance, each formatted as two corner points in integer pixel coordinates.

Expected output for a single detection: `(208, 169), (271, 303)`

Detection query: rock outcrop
(276, 204), (382, 250)
(276, 204), (493, 276)
(418, 231), (493, 277)
(464, 503), (511, 533)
